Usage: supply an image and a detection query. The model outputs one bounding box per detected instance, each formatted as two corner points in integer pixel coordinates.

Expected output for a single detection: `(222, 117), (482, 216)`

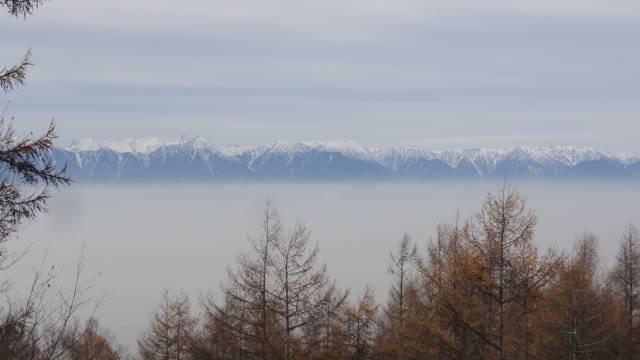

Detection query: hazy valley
(10, 181), (639, 349)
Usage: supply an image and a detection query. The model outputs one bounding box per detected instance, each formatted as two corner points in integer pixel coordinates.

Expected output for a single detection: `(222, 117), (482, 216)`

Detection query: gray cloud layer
(2, 0), (639, 152)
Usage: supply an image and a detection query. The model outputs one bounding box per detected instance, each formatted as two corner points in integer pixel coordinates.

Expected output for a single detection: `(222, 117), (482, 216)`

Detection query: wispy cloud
(2, 0), (639, 152)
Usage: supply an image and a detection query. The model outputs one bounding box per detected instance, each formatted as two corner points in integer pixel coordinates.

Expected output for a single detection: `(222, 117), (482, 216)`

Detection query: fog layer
(8, 181), (639, 348)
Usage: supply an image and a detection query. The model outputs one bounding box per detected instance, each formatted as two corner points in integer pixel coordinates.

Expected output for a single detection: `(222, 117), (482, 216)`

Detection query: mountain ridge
(54, 136), (640, 181)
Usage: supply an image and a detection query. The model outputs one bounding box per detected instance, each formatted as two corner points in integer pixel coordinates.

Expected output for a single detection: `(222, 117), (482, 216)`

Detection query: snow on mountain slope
(57, 137), (640, 181)
(67, 135), (210, 154)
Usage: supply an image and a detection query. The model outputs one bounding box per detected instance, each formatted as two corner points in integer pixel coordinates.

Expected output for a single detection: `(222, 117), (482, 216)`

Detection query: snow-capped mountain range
(51, 136), (640, 181)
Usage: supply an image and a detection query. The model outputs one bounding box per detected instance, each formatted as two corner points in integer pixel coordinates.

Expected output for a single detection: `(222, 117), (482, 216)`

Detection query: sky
(1, 0), (640, 152)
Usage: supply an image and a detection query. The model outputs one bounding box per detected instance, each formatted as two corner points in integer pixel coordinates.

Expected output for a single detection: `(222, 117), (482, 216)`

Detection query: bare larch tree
(611, 224), (640, 360)
(270, 220), (331, 360)
(138, 290), (198, 360)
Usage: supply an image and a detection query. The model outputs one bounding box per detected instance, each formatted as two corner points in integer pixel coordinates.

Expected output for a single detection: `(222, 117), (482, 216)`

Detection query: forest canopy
(131, 186), (640, 360)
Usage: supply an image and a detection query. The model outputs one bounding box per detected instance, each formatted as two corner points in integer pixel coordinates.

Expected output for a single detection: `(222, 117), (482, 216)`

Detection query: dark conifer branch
(0, 51), (32, 92)
(0, 0), (47, 17)
(0, 119), (71, 187)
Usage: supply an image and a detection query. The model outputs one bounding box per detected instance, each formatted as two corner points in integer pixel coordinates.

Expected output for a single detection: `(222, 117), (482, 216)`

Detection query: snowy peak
(217, 139), (375, 161)
(55, 138), (640, 181)
(64, 137), (637, 165)
(66, 135), (211, 154)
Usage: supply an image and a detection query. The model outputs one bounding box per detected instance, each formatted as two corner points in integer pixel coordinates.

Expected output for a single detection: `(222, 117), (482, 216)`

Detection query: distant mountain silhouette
(53, 137), (640, 181)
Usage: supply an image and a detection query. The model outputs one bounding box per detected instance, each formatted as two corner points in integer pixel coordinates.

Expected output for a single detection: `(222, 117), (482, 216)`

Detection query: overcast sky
(2, 0), (639, 152)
